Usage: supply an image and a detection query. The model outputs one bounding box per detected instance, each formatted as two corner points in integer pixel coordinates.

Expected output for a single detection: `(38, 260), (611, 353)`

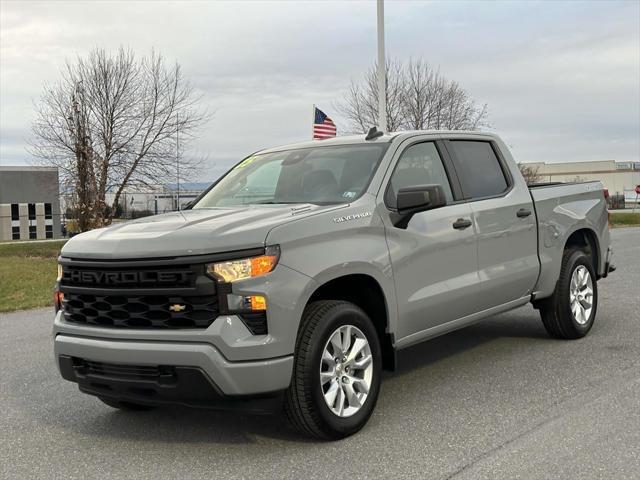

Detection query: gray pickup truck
(53, 130), (614, 439)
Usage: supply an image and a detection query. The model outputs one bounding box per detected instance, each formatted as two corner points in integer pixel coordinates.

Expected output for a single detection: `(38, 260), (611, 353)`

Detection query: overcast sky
(1, 0), (639, 182)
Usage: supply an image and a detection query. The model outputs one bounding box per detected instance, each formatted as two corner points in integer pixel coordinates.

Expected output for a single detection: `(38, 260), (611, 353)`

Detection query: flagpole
(312, 104), (316, 139)
(377, 0), (387, 132)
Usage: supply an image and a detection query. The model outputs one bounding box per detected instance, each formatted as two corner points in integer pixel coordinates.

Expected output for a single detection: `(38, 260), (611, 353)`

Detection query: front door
(380, 139), (479, 341)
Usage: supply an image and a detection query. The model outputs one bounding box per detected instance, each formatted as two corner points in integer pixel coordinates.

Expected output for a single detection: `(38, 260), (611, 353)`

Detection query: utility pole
(176, 113), (180, 211)
(377, 0), (387, 132)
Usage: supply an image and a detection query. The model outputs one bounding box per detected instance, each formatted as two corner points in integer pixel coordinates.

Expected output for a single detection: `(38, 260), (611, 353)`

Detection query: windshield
(193, 143), (388, 208)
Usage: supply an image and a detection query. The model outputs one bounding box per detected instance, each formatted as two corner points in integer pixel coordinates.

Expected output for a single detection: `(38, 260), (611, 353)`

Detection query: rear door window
(448, 141), (509, 199)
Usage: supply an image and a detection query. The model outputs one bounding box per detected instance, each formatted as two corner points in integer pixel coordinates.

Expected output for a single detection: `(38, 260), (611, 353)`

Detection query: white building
(526, 161), (640, 202)
(0, 166), (62, 241)
(104, 182), (211, 217)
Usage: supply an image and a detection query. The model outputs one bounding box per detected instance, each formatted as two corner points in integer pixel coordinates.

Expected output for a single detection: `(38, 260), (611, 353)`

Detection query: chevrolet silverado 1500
(54, 130), (614, 439)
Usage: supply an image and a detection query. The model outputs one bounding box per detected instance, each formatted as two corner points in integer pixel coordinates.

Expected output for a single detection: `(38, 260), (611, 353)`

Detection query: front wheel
(284, 300), (382, 440)
(539, 247), (598, 339)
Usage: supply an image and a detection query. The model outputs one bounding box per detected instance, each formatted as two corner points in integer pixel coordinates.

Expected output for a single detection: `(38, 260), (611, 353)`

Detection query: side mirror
(391, 184), (447, 228)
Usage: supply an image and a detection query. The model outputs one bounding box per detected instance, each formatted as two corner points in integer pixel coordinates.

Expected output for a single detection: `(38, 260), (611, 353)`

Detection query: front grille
(71, 358), (175, 381)
(58, 255), (268, 335)
(62, 293), (219, 329)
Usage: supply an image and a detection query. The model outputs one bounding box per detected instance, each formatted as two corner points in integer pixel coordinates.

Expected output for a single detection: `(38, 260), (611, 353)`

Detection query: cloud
(1, 0), (638, 177)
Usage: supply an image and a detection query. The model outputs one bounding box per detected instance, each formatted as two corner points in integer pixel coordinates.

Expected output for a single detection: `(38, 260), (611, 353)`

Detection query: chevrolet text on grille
(65, 270), (189, 285)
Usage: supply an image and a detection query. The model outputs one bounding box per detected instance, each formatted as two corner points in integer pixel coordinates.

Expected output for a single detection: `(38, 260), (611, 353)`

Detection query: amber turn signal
(54, 290), (64, 312)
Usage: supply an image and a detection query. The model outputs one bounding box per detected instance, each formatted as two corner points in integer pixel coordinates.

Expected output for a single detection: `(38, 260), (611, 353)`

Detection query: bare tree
(517, 163), (544, 185)
(337, 58), (488, 133)
(30, 47), (210, 230)
(339, 59), (406, 132)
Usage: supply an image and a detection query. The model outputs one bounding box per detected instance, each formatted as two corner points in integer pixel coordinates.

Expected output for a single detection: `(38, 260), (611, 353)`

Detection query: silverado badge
(332, 211), (372, 223)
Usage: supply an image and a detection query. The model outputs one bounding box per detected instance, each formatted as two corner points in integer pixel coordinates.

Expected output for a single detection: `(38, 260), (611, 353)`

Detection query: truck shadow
(33, 308), (550, 444)
(393, 308), (548, 376)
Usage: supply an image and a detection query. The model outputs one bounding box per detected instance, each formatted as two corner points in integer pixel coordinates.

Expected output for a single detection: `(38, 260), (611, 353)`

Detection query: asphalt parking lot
(1, 227), (638, 480)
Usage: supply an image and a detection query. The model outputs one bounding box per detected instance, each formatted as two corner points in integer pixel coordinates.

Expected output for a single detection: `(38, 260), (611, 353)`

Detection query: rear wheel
(539, 247), (598, 339)
(284, 300), (382, 440)
(98, 397), (157, 411)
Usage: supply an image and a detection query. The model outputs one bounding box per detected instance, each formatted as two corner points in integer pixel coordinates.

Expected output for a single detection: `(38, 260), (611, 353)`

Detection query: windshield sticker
(343, 191), (357, 199)
(236, 156), (258, 169)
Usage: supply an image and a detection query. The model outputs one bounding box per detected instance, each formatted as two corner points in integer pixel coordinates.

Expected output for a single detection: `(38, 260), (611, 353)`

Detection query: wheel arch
(564, 227), (600, 275)
(306, 274), (396, 371)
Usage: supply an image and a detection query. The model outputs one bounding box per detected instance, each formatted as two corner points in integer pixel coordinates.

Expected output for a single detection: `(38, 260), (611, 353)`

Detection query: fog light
(226, 294), (267, 311)
(250, 295), (267, 311)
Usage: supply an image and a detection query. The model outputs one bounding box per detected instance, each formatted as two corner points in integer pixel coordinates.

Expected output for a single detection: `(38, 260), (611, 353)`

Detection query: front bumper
(54, 333), (293, 406)
(52, 261), (315, 407)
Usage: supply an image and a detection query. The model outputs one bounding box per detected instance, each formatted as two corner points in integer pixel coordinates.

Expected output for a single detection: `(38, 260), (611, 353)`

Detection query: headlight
(206, 246), (280, 283)
(57, 264), (63, 282)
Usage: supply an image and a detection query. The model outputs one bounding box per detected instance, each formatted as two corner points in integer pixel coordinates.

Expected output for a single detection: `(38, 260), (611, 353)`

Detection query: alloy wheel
(319, 325), (373, 417)
(569, 265), (594, 325)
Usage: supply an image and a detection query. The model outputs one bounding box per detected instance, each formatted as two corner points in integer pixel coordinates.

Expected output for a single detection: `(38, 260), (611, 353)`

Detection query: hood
(61, 204), (344, 259)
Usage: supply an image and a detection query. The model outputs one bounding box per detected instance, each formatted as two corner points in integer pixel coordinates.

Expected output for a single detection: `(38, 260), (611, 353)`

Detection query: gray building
(0, 166), (61, 241)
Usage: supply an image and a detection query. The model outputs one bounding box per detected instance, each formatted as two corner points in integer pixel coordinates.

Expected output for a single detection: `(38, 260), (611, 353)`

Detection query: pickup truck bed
(529, 181), (611, 298)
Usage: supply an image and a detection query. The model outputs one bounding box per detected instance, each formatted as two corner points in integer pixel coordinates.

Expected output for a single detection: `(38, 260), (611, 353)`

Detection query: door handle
(453, 218), (472, 230)
(516, 208), (532, 218)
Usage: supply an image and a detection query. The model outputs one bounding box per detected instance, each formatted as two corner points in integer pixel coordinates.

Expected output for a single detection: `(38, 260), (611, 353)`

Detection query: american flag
(313, 107), (337, 140)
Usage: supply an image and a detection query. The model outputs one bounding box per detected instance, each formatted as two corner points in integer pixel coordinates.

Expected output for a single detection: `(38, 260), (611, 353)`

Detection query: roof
(257, 130), (499, 154)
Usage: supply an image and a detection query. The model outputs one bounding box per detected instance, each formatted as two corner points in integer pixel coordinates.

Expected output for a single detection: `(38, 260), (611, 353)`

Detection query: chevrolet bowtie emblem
(169, 304), (186, 312)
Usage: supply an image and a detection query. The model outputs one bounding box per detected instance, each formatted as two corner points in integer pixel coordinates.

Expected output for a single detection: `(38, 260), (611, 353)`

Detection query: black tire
(98, 397), (157, 411)
(284, 300), (382, 440)
(539, 247), (598, 339)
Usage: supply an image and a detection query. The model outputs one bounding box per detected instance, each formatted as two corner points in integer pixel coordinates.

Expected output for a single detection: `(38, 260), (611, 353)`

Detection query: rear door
(444, 139), (538, 309)
(380, 138), (479, 341)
